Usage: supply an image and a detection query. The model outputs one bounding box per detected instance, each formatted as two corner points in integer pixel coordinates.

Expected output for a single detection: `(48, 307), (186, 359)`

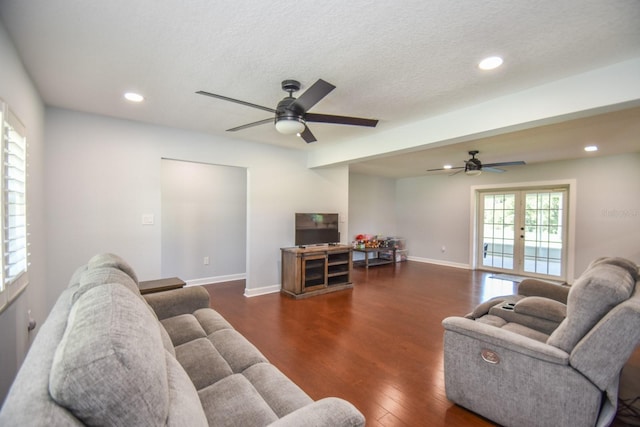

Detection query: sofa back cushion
(547, 258), (637, 353)
(87, 252), (139, 284)
(73, 266), (141, 304)
(49, 283), (170, 426)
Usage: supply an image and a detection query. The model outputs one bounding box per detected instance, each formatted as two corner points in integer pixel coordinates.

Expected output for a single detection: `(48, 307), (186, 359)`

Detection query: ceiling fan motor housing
(276, 97), (305, 123)
(466, 158), (482, 171)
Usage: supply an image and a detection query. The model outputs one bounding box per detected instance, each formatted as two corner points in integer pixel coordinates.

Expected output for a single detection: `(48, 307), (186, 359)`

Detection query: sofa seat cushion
(242, 362), (313, 417)
(175, 337), (234, 389)
(197, 364), (314, 427)
(162, 313), (208, 346)
(199, 374), (279, 426)
(170, 313), (269, 390)
(49, 283), (170, 426)
(164, 306), (315, 424)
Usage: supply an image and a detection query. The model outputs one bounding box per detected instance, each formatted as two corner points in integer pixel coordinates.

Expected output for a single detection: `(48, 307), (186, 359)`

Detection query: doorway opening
(160, 158), (247, 284)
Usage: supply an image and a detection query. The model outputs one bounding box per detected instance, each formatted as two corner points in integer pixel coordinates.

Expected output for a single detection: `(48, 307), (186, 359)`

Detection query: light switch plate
(142, 214), (154, 225)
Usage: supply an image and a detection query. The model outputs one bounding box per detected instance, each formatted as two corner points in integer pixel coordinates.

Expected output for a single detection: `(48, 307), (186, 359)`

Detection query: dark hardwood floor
(203, 261), (640, 427)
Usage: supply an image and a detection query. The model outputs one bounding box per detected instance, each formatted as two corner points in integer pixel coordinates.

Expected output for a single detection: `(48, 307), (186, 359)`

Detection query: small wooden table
(138, 277), (186, 295)
(352, 247), (397, 268)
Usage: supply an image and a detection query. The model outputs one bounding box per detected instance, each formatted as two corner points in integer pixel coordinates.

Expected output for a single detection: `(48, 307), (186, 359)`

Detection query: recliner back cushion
(49, 283), (169, 426)
(547, 260), (636, 353)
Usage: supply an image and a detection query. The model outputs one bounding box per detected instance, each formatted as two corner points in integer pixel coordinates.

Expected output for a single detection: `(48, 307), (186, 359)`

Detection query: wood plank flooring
(203, 261), (639, 427)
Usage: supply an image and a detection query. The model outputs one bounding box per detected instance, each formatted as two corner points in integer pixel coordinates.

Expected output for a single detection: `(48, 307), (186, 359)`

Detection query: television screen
(295, 213), (340, 246)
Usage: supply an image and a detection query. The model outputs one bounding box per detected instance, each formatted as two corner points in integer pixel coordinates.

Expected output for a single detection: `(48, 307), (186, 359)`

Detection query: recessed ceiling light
(584, 145), (598, 152)
(443, 164), (453, 170)
(124, 92), (144, 102)
(478, 56), (503, 70)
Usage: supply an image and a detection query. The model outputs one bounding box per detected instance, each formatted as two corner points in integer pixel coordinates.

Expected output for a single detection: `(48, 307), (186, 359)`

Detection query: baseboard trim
(185, 273), (246, 287)
(407, 256), (470, 270)
(244, 284), (281, 298)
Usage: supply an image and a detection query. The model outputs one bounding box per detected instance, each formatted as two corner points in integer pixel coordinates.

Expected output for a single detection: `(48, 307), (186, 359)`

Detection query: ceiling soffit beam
(307, 57), (640, 169)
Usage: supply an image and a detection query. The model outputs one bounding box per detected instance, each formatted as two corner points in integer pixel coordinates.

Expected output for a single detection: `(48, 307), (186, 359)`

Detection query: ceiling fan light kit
(197, 78), (378, 143)
(275, 117), (305, 135)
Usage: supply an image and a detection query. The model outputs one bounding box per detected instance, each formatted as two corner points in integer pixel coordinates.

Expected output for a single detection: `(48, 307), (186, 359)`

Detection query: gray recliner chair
(442, 257), (640, 427)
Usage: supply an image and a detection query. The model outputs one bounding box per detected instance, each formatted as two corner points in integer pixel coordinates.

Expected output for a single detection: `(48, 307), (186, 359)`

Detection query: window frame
(0, 98), (29, 314)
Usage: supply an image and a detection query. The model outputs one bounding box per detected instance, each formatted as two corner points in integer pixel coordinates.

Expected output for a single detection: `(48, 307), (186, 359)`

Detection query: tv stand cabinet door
(301, 253), (328, 292)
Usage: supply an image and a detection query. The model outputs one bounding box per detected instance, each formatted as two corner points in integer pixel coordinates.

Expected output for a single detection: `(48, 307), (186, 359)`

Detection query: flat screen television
(295, 213), (340, 246)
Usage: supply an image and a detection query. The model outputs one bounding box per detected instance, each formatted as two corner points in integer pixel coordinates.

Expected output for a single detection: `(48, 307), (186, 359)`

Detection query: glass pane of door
(523, 190), (565, 277)
(481, 193), (516, 270)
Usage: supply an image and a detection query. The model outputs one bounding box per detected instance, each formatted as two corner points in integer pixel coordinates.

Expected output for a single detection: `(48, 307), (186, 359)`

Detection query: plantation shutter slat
(2, 109), (28, 289)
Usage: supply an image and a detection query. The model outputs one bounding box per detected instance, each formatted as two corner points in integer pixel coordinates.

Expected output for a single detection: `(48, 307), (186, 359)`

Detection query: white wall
(161, 159), (246, 282)
(0, 22), (46, 402)
(394, 153), (640, 276)
(44, 107), (349, 301)
(349, 173), (397, 240)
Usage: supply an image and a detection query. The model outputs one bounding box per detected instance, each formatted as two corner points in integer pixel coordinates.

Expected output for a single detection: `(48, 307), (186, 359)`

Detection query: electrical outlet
(203, 256), (210, 265)
(441, 245), (446, 253)
(27, 309), (36, 332)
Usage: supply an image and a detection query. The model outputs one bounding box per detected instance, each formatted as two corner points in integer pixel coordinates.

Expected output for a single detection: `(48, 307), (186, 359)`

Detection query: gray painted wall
(0, 22), (46, 403)
(348, 173), (397, 241)
(43, 107), (349, 302)
(392, 152), (640, 276)
(161, 159), (247, 281)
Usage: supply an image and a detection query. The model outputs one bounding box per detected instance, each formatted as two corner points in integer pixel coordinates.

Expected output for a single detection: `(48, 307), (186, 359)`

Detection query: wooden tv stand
(281, 245), (353, 299)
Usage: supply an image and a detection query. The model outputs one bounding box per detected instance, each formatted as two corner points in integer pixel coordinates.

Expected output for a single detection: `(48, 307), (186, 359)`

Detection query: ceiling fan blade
(483, 161), (526, 167)
(306, 113), (378, 127)
(427, 166), (463, 172)
(226, 117), (273, 132)
(482, 166), (506, 173)
(299, 126), (317, 143)
(196, 91), (276, 114)
(288, 79), (335, 112)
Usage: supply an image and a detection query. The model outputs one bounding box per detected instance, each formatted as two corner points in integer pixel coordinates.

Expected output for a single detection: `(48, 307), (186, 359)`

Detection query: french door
(479, 188), (567, 280)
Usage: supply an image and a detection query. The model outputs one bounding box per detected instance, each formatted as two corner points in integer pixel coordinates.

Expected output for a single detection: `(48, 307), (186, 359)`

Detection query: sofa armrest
(143, 286), (210, 320)
(442, 316), (569, 364)
(518, 278), (570, 304)
(267, 398), (365, 427)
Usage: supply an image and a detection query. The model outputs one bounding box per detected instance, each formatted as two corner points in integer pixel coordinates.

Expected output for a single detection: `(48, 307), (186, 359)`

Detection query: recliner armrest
(514, 296), (566, 323)
(518, 278), (570, 304)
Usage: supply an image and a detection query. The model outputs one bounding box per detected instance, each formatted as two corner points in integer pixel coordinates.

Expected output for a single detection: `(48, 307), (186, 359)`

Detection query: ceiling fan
(427, 150), (526, 176)
(196, 79), (378, 143)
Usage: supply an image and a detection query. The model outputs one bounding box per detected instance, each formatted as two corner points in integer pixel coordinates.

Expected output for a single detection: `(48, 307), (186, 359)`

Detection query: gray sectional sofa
(0, 253), (365, 426)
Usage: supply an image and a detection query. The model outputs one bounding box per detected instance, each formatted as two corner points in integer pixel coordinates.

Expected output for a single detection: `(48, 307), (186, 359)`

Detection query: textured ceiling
(1, 0), (639, 176)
